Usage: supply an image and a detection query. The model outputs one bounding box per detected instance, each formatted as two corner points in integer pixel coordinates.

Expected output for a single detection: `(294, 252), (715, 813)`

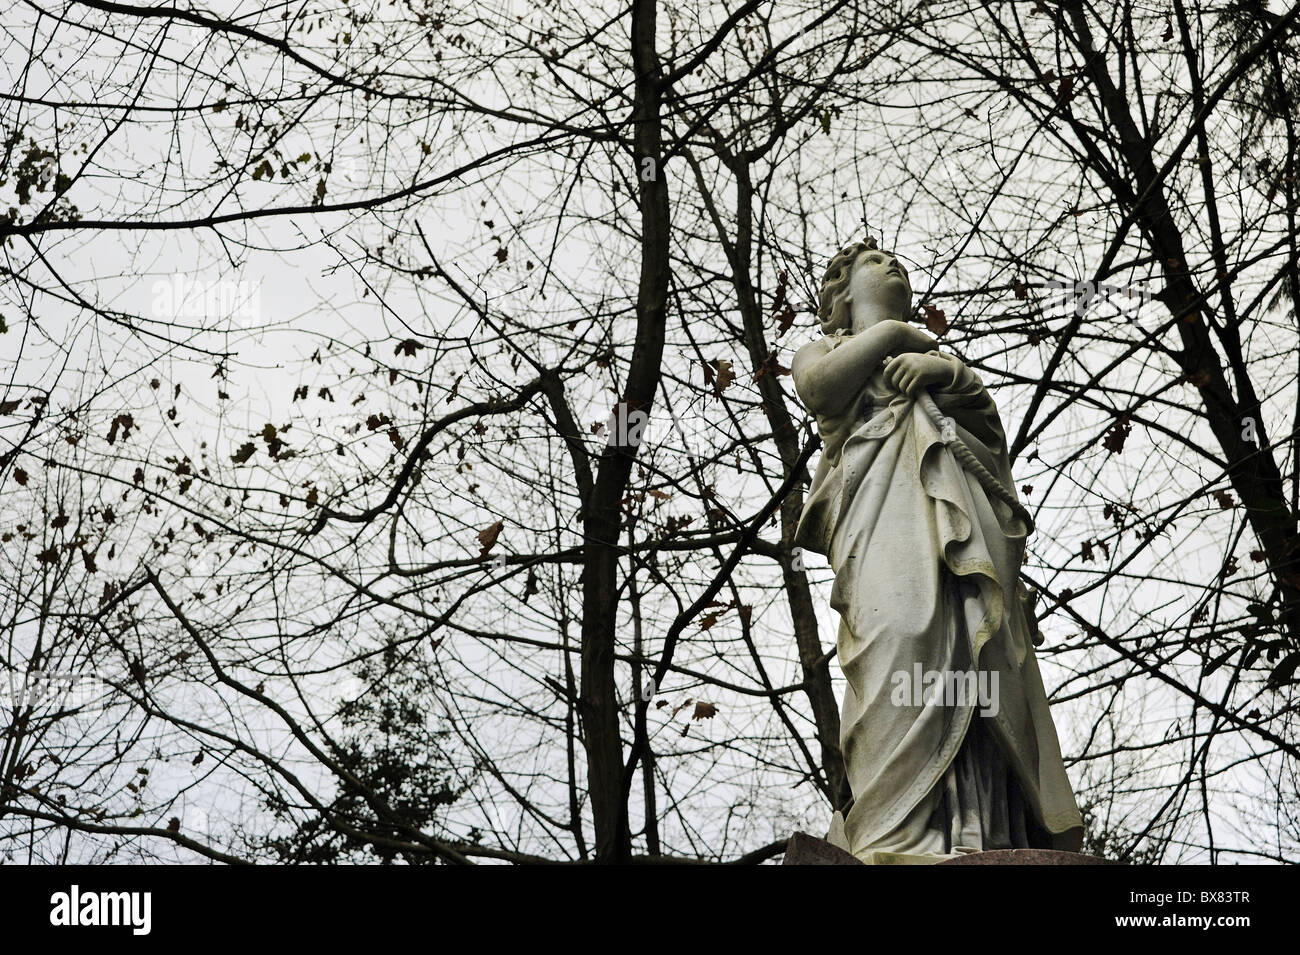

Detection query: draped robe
(794, 336), (1084, 861)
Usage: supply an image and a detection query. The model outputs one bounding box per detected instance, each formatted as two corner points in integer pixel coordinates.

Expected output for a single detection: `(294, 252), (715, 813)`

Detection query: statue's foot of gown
(866, 712), (1051, 856)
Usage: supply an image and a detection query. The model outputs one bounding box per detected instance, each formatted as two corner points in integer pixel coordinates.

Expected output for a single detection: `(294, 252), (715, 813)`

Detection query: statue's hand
(883, 352), (952, 396)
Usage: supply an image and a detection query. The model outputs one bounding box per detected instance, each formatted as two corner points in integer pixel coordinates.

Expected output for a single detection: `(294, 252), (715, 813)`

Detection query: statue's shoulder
(793, 335), (835, 364)
(791, 337), (832, 385)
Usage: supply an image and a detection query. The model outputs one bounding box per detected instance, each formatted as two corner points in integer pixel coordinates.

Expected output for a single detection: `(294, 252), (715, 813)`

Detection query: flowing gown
(795, 337), (1084, 860)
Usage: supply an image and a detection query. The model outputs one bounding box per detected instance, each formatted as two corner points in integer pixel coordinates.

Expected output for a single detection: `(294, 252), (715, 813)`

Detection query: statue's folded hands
(791, 318), (935, 416)
(882, 351), (954, 396)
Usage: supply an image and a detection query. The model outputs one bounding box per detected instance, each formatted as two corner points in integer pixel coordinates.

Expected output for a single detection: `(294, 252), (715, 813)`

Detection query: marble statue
(791, 238), (1084, 864)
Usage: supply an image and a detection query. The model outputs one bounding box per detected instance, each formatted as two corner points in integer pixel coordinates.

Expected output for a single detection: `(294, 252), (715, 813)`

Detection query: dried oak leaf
(106, 413), (135, 445)
(774, 306), (796, 339)
(1102, 418), (1131, 454)
(921, 303), (948, 336)
(477, 519), (504, 558)
(702, 359), (735, 397)
(754, 351), (791, 381)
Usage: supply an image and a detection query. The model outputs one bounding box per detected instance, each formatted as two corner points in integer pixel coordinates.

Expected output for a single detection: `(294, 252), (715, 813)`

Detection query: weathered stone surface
(937, 848), (1119, 865)
(782, 831), (863, 865)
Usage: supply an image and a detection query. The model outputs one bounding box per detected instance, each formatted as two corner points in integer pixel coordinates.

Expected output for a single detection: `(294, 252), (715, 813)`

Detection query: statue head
(817, 237), (913, 335)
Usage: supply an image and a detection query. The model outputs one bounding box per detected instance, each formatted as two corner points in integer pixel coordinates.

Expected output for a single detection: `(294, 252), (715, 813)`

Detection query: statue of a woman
(791, 239), (1084, 863)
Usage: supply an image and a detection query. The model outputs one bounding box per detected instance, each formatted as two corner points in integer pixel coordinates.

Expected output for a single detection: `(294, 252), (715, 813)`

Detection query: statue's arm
(793, 321), (936, 416)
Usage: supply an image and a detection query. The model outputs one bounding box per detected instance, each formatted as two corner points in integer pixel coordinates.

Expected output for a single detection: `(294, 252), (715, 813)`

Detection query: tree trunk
(579, 0), (671, 862)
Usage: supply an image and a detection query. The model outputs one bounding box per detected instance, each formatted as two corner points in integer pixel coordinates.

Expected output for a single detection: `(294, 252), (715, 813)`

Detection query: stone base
(782, 832), (1118, 866)
(869, 849), (968, 865)
(938, 848), (1120, 865)
(782, 831), (863, 865)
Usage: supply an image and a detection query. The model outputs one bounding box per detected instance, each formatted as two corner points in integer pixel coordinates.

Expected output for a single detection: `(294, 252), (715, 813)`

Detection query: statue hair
(817, 237), (878, 335)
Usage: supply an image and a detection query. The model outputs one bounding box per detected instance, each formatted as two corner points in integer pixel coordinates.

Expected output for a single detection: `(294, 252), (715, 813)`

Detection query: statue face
(847, 248), (912, 328)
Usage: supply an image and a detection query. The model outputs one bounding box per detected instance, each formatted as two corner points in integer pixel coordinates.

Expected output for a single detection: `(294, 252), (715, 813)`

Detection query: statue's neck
(850, 302), (904, 334)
